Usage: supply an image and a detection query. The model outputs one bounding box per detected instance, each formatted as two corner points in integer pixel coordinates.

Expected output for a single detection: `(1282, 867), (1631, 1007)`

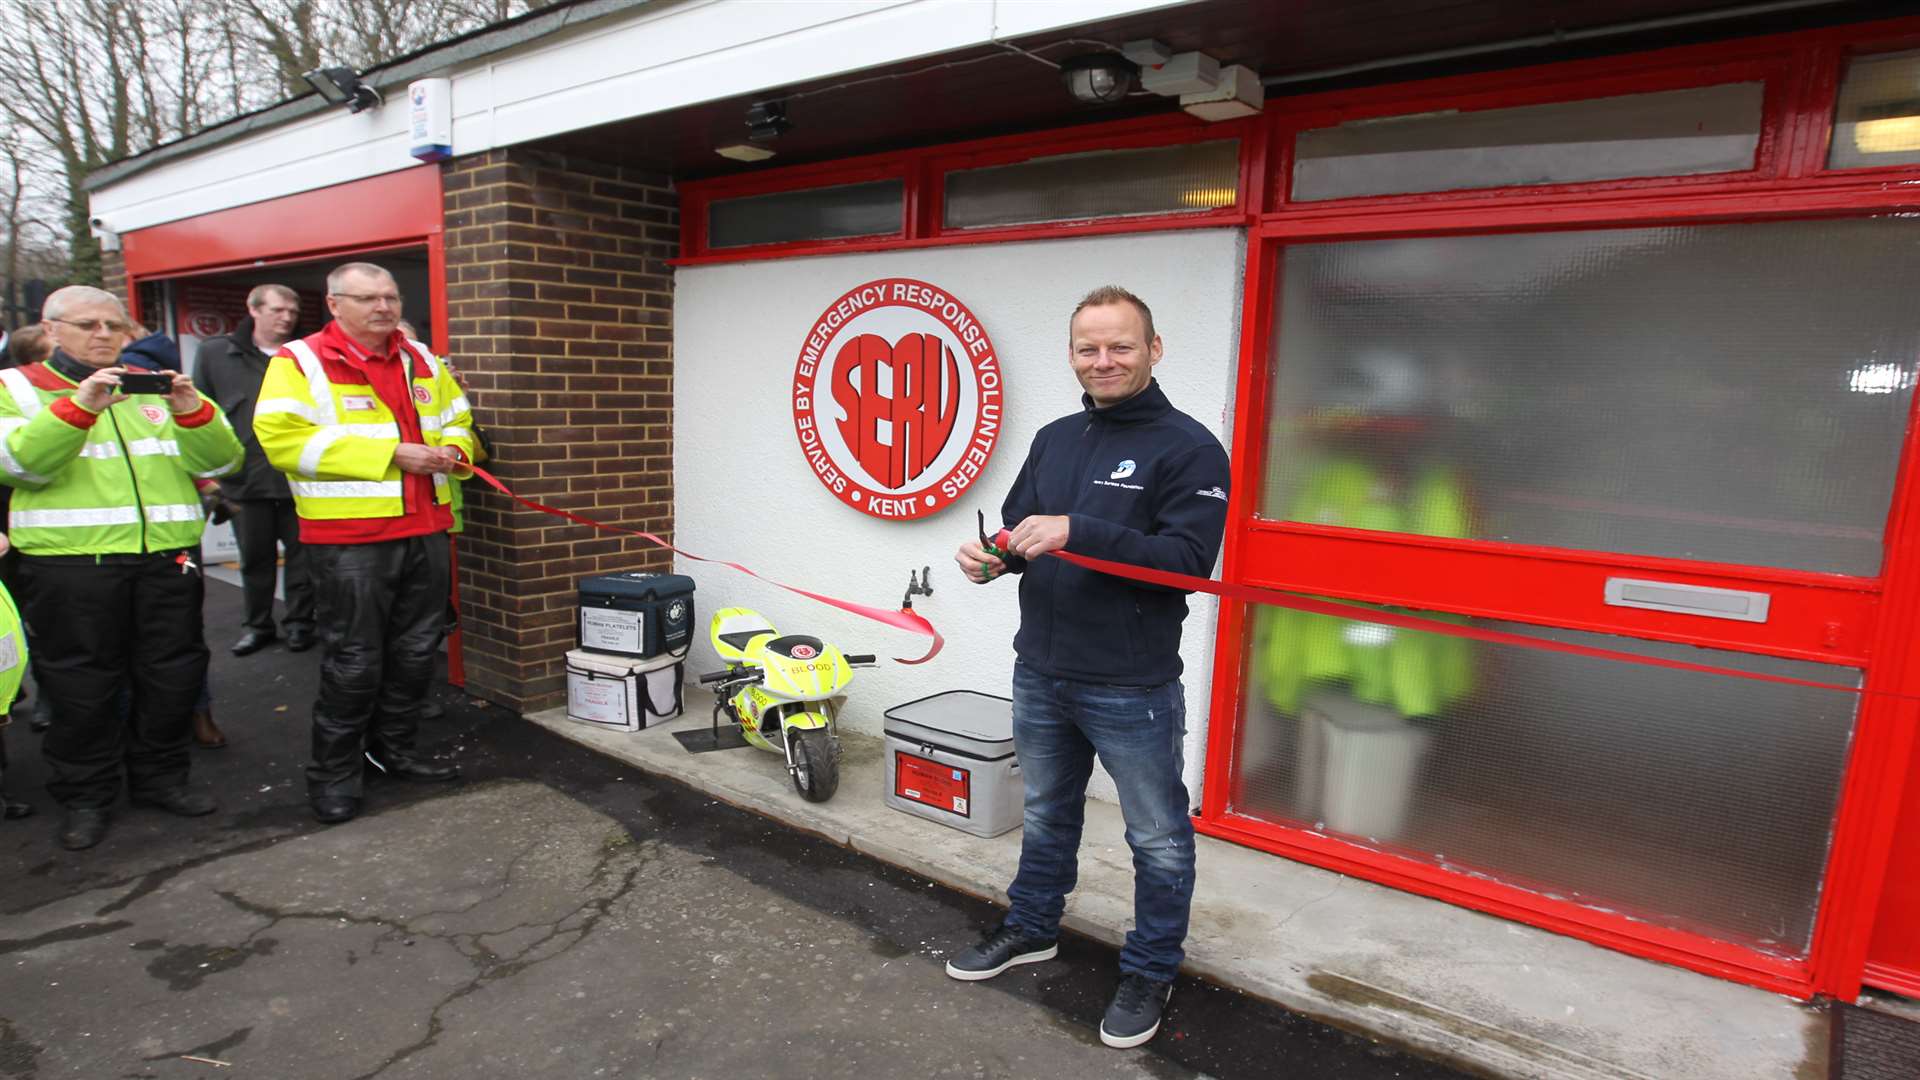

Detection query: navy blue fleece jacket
(999, 379), (1230, 685)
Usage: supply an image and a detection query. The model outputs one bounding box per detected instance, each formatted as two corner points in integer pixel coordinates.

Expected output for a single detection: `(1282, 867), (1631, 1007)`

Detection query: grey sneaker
(944, 922), (1058, 981)
(1100, 973), (1172, 1048)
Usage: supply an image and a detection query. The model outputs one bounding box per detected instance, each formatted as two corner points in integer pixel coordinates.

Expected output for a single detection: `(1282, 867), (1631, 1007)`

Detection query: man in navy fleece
(944, 285), (1230, 1049)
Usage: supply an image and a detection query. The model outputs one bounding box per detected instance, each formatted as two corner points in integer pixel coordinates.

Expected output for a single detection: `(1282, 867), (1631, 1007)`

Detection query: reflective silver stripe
(408, 343), (460, 433)
(0, 417), (50, 483)
(0, 444), (48, 483)
(440, 426), (474, 447)
(283, 340), (339, 426)
(144, 502), (203, 524)
(295, 422), (401, 479)
(195, 466), (234, 479)
(409, 340), (443, 381)
(0, 369), (41, 417)
(432, 472), (449, 493)
(291, 479), (403, 499)
(11, 506), (141, 528)
(77, 442), (121, 459)
(254, 397), (317, 421)
(125, 438), (181, 457)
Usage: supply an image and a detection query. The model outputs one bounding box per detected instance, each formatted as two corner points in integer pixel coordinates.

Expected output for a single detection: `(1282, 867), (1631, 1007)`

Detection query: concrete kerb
(524, 691), (1827, 1080)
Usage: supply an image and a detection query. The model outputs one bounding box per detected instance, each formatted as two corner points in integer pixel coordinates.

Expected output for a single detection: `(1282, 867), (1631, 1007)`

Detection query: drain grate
(1833, 1001), (1920, 1080)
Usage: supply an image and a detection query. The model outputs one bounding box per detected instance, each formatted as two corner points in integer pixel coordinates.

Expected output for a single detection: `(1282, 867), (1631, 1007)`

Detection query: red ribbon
(470, 466), (944, 664)
(992, 529), (1869, 697)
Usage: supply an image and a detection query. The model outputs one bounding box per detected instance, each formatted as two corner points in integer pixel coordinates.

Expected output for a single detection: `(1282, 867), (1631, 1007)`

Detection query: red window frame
(1201, 16), (1920, 1002)
(666, 13), (1920, 1002)
(1807, 35), (1920, 179)
(676, 113), (1260, 264)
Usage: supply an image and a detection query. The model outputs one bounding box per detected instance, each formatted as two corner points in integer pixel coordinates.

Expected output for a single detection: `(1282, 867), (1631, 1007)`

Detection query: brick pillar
(441, 149), (676, 711)
(101, 250), (128, 307)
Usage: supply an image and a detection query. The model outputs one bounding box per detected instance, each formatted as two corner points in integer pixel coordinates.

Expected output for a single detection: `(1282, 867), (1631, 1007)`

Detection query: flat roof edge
(85, 0), (653, 193)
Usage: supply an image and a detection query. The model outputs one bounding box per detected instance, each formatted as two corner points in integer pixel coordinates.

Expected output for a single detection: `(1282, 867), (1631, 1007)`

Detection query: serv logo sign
(792, 278), (1002, 520)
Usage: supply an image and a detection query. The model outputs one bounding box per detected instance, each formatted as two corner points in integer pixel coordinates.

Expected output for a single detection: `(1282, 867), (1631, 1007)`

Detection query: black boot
(0, 721), (34, 820)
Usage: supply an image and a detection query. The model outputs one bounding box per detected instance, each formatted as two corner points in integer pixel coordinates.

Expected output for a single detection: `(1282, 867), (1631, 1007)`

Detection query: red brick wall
(101, 250), (127, 307)
(441, 149), (676, 711)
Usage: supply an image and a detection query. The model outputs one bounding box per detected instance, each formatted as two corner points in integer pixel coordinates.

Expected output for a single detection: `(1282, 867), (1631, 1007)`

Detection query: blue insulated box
(577, 572), (695, 659)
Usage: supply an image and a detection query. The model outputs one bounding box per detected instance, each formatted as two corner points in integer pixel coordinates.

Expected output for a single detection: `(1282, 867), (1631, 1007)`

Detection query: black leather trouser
(233, 498), (314, 634)
(305, 534), (449, 799)
(18, 550), (207, 808)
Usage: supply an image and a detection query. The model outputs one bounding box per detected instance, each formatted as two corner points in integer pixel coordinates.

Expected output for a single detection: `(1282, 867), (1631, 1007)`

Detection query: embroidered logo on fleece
(1110, 459), (1136, 480)
(1196, 486), (1228, 501)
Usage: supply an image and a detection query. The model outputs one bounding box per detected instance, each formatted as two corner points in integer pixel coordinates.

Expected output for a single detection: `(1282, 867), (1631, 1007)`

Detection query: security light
(1062, 54), (1137, 105)
(746, 100), (791, 144)
(303, 67), (383, 113)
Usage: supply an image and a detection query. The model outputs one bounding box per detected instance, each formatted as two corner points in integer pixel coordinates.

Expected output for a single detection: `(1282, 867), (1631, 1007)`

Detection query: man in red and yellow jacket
(253, 262), (476, 824)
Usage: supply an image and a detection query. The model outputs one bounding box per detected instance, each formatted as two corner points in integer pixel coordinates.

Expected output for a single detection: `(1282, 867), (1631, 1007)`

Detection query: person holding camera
(0, 286), (243, 850)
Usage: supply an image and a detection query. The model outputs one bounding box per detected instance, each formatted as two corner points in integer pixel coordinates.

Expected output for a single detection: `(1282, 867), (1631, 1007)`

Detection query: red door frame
(117, 167), (468, 684)
(660, 14), (1920, 999)
(1198, 18), (1920, 1000)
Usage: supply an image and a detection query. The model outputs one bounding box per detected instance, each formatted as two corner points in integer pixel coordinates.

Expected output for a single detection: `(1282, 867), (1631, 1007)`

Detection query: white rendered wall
(673, 229), (1245, 802)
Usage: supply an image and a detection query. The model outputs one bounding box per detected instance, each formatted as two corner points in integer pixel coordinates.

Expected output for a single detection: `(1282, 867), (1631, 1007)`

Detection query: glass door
(1206, 216), (1920, 990)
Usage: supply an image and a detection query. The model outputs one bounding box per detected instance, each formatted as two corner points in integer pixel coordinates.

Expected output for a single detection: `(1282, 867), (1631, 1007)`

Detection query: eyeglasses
(48, 317), (132, 336)
(331, 292), (403, 308)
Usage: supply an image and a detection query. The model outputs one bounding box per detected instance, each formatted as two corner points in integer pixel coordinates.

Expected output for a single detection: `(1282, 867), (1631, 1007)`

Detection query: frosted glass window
(708, 180), (903, 248)
(1293, 83), (1763, 201)
(1230, 603), (1857, 955)
(943, 140), (1239, 229)
(1829, 49), (1920, 170)
(1260, 219), (1920, 575)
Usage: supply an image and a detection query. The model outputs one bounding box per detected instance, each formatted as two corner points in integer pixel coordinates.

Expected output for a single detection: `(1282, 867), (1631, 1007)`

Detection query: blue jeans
(1004, 662), (1195, 982)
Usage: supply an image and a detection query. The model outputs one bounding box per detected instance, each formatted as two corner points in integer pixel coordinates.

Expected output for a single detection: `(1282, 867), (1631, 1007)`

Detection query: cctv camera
(89, 215), (103, 227)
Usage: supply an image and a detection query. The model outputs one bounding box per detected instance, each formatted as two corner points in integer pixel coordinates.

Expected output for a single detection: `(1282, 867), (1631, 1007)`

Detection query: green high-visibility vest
(1258, 460), (1474, 717)
(0, 582), (26, 713)
(0, 364), (243, 556)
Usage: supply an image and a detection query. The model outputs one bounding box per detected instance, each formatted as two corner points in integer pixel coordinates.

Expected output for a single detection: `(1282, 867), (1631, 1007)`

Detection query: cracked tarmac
(0, 578), (1468, 1080)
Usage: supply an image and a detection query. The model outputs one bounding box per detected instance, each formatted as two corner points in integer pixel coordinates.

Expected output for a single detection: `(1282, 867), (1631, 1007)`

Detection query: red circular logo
(792, 278), (1003, 521)
(413, 384), (431, 404)
(790, 644), (818, 659)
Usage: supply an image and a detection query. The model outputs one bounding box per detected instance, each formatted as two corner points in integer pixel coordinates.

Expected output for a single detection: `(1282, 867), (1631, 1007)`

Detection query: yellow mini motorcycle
(697, 607), (876, 802)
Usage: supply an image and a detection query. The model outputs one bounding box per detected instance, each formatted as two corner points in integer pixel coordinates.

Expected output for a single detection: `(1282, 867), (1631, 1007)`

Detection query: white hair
(43, 285), (126, 322)
(326, 261), (396, 295)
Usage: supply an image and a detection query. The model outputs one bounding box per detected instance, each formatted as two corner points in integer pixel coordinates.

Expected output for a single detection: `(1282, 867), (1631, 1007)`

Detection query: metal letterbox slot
(1604, 578), (1770, 623)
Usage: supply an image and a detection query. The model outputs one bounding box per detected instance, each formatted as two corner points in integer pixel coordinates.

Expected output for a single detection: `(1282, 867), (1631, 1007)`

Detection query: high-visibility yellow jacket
(1258, 460), (1475, 717)
(0, 358), (242, 556)
(0, 581), (27, 713)
(253, 334), (476, 524)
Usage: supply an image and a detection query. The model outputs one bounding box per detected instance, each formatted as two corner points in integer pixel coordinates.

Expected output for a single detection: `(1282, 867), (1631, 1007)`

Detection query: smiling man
(0, 286), (243, 850)
(946, 285), (1231, 1048)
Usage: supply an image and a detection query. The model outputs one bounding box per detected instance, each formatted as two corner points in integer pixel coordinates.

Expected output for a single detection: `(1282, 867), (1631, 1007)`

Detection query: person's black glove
(200, 488), (235, 526)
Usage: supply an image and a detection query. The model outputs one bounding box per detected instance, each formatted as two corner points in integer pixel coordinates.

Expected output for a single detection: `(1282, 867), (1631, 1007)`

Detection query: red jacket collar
(307, 321), (427, 377)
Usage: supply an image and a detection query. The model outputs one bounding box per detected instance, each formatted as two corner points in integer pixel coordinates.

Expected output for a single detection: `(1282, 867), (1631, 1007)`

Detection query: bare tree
(0, 0), (544, 287)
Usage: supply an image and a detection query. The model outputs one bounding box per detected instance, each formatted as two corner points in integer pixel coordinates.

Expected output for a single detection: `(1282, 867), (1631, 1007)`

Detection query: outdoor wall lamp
(303, 67), (384, 113)
(746, 100), (791, 144)
(1062, 54), (1137, 105)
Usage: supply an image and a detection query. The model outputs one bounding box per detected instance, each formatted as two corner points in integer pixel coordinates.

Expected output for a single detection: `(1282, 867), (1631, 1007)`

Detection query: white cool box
(883, 690), (1022, 839)
(565, 648), (685, 732)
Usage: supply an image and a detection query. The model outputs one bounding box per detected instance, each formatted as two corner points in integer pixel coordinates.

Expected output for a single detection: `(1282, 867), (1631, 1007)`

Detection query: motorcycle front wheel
(788, 728), (840, 803)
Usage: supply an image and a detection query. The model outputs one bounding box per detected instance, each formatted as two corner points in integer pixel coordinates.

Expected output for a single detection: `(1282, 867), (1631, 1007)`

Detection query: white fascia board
(92, 0), (1199, 232)
(91, 101), (416, 234)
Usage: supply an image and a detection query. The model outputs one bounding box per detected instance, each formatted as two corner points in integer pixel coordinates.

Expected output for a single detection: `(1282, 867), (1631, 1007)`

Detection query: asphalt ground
(0, 575), (1473, 1079)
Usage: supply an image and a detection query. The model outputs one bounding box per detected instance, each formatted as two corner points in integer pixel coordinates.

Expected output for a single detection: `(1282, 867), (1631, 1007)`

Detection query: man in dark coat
(193, 285), (315, 656)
